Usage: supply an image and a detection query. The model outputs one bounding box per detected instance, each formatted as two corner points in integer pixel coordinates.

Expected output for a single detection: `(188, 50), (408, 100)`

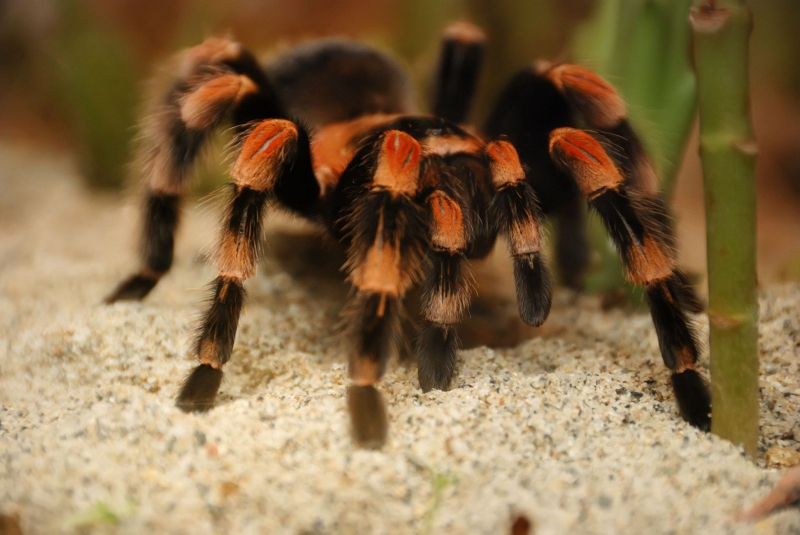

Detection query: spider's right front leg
(176, 119), (319, 411)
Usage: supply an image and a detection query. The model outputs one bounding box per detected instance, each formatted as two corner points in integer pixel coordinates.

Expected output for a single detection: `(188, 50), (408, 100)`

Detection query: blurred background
(1, 0), (798, 286)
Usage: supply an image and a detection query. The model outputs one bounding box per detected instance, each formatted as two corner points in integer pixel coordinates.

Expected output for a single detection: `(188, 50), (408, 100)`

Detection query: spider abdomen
(266, 39), (413, 127)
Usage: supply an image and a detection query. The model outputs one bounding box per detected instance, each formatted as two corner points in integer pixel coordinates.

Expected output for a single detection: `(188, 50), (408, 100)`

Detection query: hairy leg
(417, 188), (475, 392)
(176, 119), (319, 411)
(432, 22), (486, 124)
(484, 66), (587, 289)
(339, 130), (427, 447)
(107, 38), (285, 302)
(550, 128), (711, 430)
(486, 141), (553, 327)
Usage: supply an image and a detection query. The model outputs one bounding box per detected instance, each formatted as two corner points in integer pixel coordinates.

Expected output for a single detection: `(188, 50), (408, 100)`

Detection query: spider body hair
(267, 39), (412, 126)
(107, 23), (711, 447)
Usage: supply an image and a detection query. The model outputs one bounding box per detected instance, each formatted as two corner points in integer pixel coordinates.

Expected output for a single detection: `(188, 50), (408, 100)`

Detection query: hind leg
(107, 38), (285, 302)
(431, 22), (486, 124)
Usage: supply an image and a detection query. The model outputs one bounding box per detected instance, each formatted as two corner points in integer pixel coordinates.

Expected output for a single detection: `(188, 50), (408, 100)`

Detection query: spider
(106, 22), (711, 448)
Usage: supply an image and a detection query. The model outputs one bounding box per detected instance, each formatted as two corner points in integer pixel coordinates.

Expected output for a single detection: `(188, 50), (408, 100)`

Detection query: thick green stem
(691, 0), (759, 457)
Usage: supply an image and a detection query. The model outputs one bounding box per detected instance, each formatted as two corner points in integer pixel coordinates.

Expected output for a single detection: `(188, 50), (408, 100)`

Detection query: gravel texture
(1, 143), (800, 534)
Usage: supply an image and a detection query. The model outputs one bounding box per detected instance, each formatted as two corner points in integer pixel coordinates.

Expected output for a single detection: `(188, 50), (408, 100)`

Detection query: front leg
(340, 131), (426, 448)
(549, 128), (711, 430)
(176, 119), (319, 411)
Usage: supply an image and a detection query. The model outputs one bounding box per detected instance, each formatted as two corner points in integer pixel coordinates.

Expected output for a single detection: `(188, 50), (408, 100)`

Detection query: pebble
(765, 447), (800, 469)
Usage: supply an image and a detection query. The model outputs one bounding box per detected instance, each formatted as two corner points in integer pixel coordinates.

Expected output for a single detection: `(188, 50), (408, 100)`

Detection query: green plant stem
(645, 0), (698, 196)
(57, 0), (139, 189)
(574, 0), (696, 197)
(691, 0), (759, 457)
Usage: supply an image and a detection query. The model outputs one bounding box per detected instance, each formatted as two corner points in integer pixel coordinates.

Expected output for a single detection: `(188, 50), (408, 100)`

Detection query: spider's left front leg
(550, 128), (711, 430)
(176, 119), (319, 411)
(546, 63), (704, 312)
(339, 131), (427, 448)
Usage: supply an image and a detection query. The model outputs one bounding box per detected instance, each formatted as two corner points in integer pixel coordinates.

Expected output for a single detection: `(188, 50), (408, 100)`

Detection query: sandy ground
(1, 143), (800, 534)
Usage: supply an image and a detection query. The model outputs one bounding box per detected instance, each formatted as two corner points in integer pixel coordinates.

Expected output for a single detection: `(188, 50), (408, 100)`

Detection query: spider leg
(545, 63), (658, 196)
(176, 119), (319, 411)
(486, 141), (553, 326)
(484, 66), (588, 289)
(106, 38), (285, 303)
(417, 186), (475, 392)
(546, 64), (705, 311)
(550, 128), (711, 430)
(554, 195), (590, 290)
(340, 130), (426, 447)
(432, 22), (486, 124)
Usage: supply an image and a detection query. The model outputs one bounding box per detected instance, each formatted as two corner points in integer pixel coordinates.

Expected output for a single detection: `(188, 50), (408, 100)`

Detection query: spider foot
(176, 364), (223, 412)
(105, 192), (179, 304)
(347, 385), (388, 449)
(417, 322), (458, 392)
(671, 370), (711, 431)
(513, 252), (552, 326)
(104, 273), (159, 303)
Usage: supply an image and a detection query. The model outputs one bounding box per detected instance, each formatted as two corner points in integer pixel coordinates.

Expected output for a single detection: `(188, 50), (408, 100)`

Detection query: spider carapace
(107, 22), (711, 447)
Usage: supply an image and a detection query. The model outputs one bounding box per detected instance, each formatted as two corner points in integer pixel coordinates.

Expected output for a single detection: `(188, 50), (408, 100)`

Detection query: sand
(1, 142), (799, 534)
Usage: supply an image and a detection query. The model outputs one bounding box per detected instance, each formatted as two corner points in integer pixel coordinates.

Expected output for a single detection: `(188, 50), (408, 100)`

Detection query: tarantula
(107, 22), (710, 447)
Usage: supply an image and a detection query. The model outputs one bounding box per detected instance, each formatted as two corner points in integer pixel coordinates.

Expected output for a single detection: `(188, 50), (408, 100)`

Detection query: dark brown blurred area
(0, 0), (590, 144)
(0, 0), (798, 284)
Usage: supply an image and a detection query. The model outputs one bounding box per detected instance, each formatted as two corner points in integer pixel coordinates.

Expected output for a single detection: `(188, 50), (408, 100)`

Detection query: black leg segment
(433, 22), (486, 124)
(417, 322), (459, 393)
(176, 364), (224, 412)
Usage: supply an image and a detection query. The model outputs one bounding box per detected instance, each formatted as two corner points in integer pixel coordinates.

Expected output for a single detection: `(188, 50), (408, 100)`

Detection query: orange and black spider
(106, 23), (710, 448)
